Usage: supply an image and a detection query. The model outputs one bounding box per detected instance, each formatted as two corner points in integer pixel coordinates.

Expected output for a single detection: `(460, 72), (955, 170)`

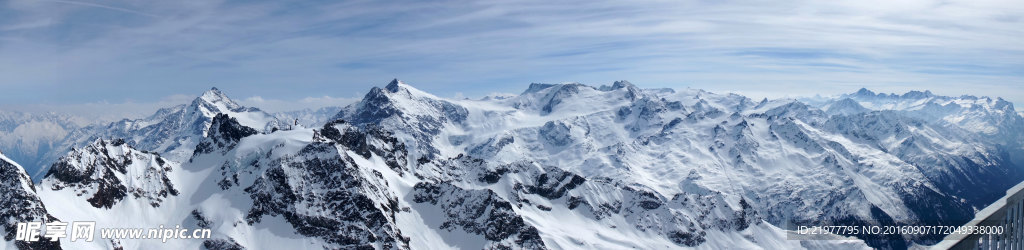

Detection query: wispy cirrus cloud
(0, 0), (1021, 115)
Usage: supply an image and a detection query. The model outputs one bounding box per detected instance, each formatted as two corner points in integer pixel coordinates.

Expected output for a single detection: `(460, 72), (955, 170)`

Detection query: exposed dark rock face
(1, 155), (62, 250)
(514, 168), (586, 200)
(244, 142), (408, 249)
(320, 120), (408, 174)
(412, 182), (547, 250)
(191, 209), (211, 229)
(417, 155), (758, 248)
(42, 87), (282, 178)
(43, 139), (178, 208)
(9, 82), (1022, 249)
(193, 114), (259, 156)
(332, 80), (468, 159)
(203, 238), (245, 250)
(539, 83), (586, 114)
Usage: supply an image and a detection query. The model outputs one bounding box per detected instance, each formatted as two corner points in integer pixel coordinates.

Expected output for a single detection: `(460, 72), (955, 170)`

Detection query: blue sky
(1, 0), (1022, 119)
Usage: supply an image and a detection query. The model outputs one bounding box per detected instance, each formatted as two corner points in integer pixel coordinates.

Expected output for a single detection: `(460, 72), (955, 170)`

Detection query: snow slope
(4, 80), (1022, 249)
(35, 88), (283, 179)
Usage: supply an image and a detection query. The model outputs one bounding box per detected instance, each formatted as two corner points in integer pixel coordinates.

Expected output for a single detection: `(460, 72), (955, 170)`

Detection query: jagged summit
(188, 87), (277, 132)
(370, 78), (438, 100)
(334, 79), (469, 157)
(36, 86), (282, 175)
(611, 80), (635, 89)
(901, 90), (934, 99)
(200, 87), (226, 100)
(192, 113), (258, 156)
(848, 88), (942, 100)
(41, 135), (179, 210)
(6, 79), (1024, 249)
(196, 86), (247, 112)
(522, 83), (558, 94)
(384, 78), (403, 92)
(522, 81), (642, 95)
(812, 87), (1024, 140)
(853, 87), (876, 97)
(841, 88), (1005, 108)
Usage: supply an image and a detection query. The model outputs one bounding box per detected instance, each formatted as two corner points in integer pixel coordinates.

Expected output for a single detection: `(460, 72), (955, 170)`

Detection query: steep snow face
(193, 88), (280, 134)
(243, 142), (409, 249)
(410, 181), (547, 249)
(333, 79), (468, 158)
(183, 119), (411, 249)
(35, 139), (181, 249)
(412, 156), (767, 249)
(180, 118), (856, 250)
(330, 80), (1021, 248)
(12, 80), (1017, 249)
(0, 153), (61, 250)
(36, 88), (283, 179)
(40, 138), (178, 209)
(33, 114), (307, 250)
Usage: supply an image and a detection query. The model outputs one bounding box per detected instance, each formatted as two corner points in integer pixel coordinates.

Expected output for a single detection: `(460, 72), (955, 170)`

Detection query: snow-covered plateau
(2, 79), (1023, 250)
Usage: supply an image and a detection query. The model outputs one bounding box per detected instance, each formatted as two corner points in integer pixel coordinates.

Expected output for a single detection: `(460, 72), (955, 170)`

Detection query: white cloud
(0, 0), (1020, 107)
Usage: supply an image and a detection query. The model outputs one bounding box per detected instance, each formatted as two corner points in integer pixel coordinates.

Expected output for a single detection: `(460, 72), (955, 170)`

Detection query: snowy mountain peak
(384, 78), (403, 92)
(597, 80), (642, 100)
(807, 87), (1024, 145)
(825, 98), (870, 116)
(612, 80), (633, 88)
(848, 87), (942, 100)
(522, 83), (558, 94)
(196, 87), (246, 113)
(901, 90), (934, 99)
(189, 87), (280, 134)
(34, 87), (282, 177)
(42, 137), (179, 209)
(994, 97), (1014, 111)
(839, 88), (1018, 115)
(854, 87), (876, 97)
(6, 80), (1024, 249)
(375, 79), (440, 100)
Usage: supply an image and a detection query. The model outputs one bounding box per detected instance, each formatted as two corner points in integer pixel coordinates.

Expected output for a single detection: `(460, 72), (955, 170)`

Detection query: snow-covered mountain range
(0, 111), (87, 178)
(1, 80), (1022, 249)
(31, 88), (283, 179)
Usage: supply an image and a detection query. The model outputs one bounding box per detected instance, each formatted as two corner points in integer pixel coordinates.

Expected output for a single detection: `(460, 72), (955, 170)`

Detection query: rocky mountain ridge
(2, 80), (1022, 249)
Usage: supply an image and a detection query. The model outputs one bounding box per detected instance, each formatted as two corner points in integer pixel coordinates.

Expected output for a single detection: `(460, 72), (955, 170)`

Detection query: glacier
(1, 79), (1022, 249)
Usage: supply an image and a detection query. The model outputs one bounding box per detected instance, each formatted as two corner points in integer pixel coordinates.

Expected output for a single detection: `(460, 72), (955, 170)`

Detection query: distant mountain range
(2, 80), (1023, 249)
